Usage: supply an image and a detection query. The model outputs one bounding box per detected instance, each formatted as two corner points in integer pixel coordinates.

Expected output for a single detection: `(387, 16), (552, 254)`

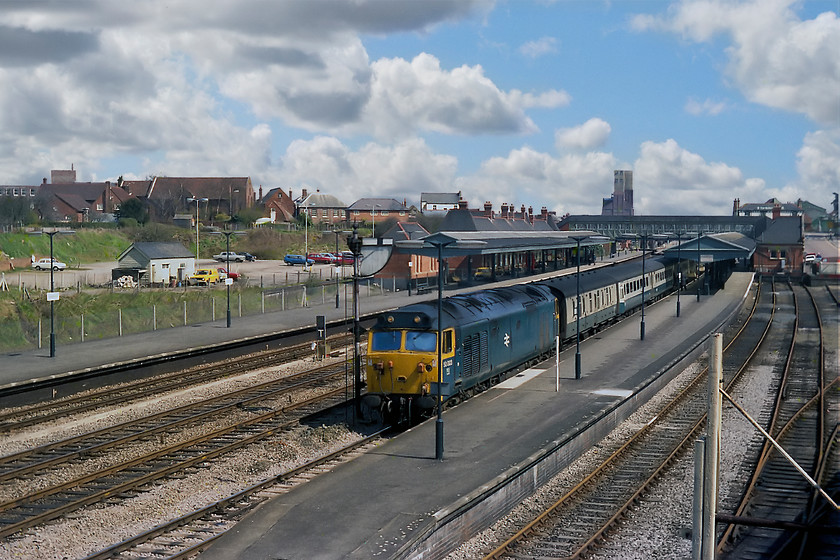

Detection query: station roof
(661, 233), (755, 263)
(394, 230), (608, 257)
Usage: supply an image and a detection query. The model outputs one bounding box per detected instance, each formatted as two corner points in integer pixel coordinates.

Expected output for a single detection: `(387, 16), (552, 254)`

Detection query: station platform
(197, 272), (754, 560)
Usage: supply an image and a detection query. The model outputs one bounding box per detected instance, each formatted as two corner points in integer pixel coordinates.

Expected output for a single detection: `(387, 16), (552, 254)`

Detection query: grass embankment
(0, 226), (349, 353)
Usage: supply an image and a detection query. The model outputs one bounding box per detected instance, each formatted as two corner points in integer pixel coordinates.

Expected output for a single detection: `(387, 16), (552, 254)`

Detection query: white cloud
(519, 37), (559, 58)
(274, 136), (458, 202)
(632, 0), (840, 126)
(685, 97), (728, 116)
(773, 129), (840, 208)
(555, 118), (612, 151)
(455, 147), (616, 215)
(633, 139), (765, 215)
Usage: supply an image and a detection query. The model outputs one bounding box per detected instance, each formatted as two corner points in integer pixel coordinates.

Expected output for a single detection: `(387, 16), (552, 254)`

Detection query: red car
(217, 267), (240, 281)
(307, 253), (337, 264)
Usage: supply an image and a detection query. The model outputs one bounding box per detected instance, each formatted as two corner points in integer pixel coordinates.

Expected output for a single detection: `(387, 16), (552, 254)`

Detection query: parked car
(213, 251), (246, 262)
(474, 267), (492, 280)
(189, 268), (221, 286)
(284, 254), (314, 266)
(242, 252), (258, 262)
(805, 253), (817, 263)
(337, 251), (355, 265)
(33, 258), (67, 271)
(216, 267), (240, 281)
(307, 253), (338, 264)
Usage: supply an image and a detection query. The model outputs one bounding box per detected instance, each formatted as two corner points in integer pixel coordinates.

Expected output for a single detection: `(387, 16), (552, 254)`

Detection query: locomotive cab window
(442, 329), (454, 354)
(406, 330), (436, 352)
(371, 331), (401, 351)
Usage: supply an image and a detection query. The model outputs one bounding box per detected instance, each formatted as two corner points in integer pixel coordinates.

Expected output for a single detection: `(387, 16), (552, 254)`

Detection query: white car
(33, 258), (67, 271)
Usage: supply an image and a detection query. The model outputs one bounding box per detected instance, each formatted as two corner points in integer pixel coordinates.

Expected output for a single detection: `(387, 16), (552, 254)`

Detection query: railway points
(196, 272), (754, 560)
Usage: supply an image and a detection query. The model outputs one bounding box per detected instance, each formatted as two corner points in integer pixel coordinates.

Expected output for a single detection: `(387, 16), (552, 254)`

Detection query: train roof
(374, 283), (554, 330)
(539, 257), (668, 297)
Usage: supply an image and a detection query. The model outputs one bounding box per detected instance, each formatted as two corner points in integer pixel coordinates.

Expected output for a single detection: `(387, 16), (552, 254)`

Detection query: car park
(189, 268), (221, 286)
(33, 258), (67, 271)
(284, 254), (314, 266)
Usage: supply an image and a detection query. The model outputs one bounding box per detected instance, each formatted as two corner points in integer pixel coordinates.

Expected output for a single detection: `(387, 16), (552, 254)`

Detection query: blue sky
(1, 0), (838, 216)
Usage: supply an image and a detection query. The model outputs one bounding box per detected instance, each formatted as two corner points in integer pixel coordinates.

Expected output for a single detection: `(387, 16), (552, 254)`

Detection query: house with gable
(297, 188), (347, 226)
(346, 198), (410, 233)
(257, 187), (297, 225)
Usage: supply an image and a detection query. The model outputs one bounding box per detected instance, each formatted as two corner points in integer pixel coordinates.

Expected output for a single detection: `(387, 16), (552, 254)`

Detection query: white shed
(116, 242), (195, 286)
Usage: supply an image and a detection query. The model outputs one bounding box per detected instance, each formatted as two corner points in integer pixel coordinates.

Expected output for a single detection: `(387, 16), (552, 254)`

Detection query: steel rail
(717, 280), (825, 556)
(483, 278), (770, 560)
(0, 333), (352, 432)
(0, 363), (347, 483)
(80, 429), (391, 560)
(0, 386), (347, 540)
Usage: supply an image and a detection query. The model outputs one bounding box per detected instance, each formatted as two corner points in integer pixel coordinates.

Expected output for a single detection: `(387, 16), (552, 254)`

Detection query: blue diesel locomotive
(364, 257), (678, 422)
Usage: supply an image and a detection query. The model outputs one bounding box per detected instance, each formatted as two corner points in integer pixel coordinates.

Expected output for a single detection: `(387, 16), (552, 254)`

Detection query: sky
(1, 0), (838, 217)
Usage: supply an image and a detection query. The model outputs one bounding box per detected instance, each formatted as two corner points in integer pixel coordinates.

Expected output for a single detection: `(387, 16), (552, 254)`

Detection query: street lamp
(371, 203), (381, 237)
(673, 231), (694, 317)
(696, 232), (704, 302)
(210, 230), (245, 328)
(637, 232), (667, 341)
(187, 197), (208, 261)
(346, 223), (364, 419)
(30, 229), (75, 357)
(568, 233), (608, 379)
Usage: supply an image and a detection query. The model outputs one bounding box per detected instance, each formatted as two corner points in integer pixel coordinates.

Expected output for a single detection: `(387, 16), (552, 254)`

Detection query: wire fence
(0, 274), (401, 354)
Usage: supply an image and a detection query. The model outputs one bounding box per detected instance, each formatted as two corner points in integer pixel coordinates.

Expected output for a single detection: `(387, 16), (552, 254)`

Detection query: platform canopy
(661, 232), (755, 263)
(393, 230), (607, 257)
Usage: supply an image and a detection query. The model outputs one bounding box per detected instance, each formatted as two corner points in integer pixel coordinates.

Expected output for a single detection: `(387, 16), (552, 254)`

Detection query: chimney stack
(483, 201), (492, 218)
(302, 188), (308, 199)
(772, 203), (781, 220)
(458, 198), (468, 210)
(733, 198), (740, 216)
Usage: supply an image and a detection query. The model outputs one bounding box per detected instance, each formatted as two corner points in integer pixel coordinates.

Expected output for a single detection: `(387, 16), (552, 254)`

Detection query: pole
(692, 437), (705, 560)
(697, 233), (702, 302)
(436, 241), (444, 460)
(676, 233), (683, 317)
(334, 231), (340, 308)
(702, 333), (723, 560)
(575, 238), (582, 379)
(49, 232), (56, 358)
(640, 234), (646, 340)
(225, 233), (231, 328)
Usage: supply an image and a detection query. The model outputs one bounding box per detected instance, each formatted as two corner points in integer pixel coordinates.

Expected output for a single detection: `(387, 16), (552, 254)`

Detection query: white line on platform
(495, 368), (546, 389)
(592, 388), (634, 398)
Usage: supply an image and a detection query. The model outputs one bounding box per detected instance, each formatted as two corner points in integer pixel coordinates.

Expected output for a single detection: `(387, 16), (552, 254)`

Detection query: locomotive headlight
(386, 315), (394, 323)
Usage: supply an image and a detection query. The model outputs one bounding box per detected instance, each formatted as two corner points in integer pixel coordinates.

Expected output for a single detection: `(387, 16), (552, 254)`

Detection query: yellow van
(189, 268), (221, 286)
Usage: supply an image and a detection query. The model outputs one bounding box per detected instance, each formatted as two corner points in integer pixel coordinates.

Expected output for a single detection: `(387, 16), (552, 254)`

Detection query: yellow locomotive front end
(366, 328), (439, 407)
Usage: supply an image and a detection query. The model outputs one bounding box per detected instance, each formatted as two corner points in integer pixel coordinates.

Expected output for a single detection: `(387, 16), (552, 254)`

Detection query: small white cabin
(116, 242), (195, 286)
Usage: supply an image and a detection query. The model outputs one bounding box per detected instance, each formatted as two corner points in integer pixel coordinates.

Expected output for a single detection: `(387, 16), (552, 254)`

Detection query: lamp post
(211, 230), (245, 328)
(187, 197), (208, 261)
(30, 229), (75, 357)
(425, 233), (457, 461)
(371, 203), (381, 237)
(673, 232), (692, 317)
(697, 232), (703, 302)
(346, 224), (363, 419)
(637, 233), (666, 341)
(333, 229), (343, 308)
(568, 234), (607, 379)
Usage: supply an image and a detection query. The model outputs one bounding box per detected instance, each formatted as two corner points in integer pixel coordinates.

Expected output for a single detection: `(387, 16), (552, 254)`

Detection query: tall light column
(187, 197), (208, 261)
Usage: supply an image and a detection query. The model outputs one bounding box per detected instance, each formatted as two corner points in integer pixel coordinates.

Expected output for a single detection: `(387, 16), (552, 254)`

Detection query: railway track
(0, 334), (352, 432)
(718, 281), (838, 559)
(80, 430), (390, 560)
(0, 358), (354, 541)
(482, 276), (778, 560)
